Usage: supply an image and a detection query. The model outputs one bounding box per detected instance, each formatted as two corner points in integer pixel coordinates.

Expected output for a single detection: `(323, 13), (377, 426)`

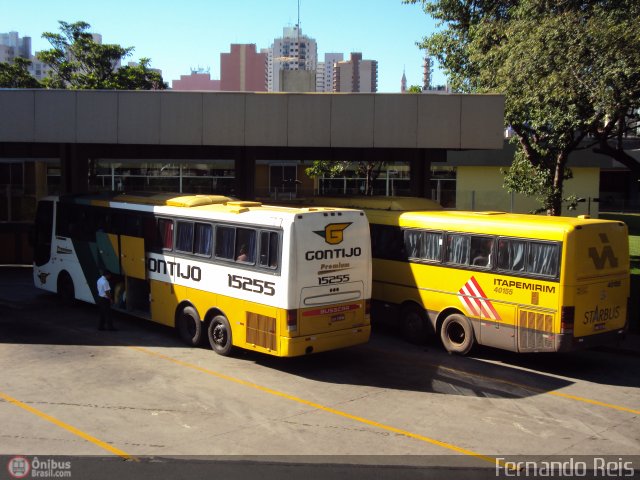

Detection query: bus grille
(518, 310), (554, 351)
(246, 313), (277, 351)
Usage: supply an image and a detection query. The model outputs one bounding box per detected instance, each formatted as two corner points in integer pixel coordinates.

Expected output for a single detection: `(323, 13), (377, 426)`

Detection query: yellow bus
(32, 192), (371, 357)
(286, 197), (630, 354)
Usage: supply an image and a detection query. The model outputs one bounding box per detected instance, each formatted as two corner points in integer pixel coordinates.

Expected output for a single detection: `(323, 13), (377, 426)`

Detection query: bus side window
(235, 228), (256, 264)
(126, 214), (143, 237)
(404, 229), (443, 262)
(470, 235), (494, 267)
(194, 223), (212, 257)
(34, 200), (54, 267)
(112, 211), (143, 237)
(258, 231), (279, 269)
(404, 230), (424, 259)
(498, 238), (526, 272)
(527, 242), (559, 277)
(94, 208), (110, 234)
(56, 203), (71, 237)
(371, 224), (406, 261)
(157, 218), (173, 251)
(175, 221), (194, 253)
(68, 205), (97, 242)
(423, 231), (443, 262)
(215, 226), (235, 260)
(446, 234), (470, 265)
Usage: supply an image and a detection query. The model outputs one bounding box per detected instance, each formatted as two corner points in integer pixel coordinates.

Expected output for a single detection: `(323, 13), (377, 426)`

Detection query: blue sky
(4, 0), (446, 91)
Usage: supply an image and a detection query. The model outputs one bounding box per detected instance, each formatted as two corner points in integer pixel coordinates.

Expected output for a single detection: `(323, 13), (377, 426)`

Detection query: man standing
(97, 271), (116, 331)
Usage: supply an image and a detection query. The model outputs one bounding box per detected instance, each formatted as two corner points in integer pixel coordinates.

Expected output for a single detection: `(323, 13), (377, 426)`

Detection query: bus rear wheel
(208, 315), (233, 356)
(177, 306), (202, 347)
(440, 313), (474, 355)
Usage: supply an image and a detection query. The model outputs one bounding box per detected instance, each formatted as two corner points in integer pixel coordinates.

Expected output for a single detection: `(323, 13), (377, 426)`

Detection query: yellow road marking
(129, 346), (503, 467)
(0, 390), (136, 461)
(547, 391), (640, 414)
(433, 364), (640, 415)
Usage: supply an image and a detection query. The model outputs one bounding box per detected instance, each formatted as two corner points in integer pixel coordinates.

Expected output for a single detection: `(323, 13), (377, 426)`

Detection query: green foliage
(405, 0), (640, 215)
(305, 160), (351, 179)
(37, 21), (166, 90)
(502, 150), (576, 214)
(407, 85), (423, 93)
(114, 58), (167, 90)
(0, 57), (41, 88)
(305, 159), (386, 196)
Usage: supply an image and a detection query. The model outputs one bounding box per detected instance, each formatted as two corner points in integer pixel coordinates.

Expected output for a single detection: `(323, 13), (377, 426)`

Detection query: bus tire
(177, 305), (202, 347)
(208, 315), (233, 356)
(57, 271), (75, 304)
(401, 303), (428, 344)
(440, 313), (475, 355)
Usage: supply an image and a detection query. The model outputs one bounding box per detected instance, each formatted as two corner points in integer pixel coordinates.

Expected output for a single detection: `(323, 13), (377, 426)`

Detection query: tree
(37, 21), (167, 90)
(115, 58), (166, 90)
(405, 0), (640, 215)
(0, 57), (41, 88)
(305, 157), (386, 196)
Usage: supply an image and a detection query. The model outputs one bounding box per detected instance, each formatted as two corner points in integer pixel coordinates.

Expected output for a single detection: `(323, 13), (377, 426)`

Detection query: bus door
(461, 275), (517, 351)
(480, 304), (517, 352)
(110, 212), (150, 314)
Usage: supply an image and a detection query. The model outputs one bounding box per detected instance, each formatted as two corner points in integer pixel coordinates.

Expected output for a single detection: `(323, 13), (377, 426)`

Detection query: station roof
(0, 90), (505, 150)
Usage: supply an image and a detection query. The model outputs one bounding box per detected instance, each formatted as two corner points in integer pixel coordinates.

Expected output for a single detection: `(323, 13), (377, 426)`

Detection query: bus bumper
(556, 327), (628, 352)
(280, 325), (371, 357)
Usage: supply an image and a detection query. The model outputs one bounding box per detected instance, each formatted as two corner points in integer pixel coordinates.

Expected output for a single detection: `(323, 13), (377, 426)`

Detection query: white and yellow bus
(287, 197), (630, 354)
(32, 192), (371, 357)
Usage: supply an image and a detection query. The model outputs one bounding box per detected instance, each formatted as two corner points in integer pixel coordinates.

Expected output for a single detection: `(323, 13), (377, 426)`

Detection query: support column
(409, 149), (445, 199)
(60, 144), (89, 194)
(34, 161), (48, 201)
(235, 147), (256, 200)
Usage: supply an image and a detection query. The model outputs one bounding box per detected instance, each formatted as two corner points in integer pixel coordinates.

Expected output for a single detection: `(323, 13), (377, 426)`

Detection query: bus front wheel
(400, 304), (428, 344)
(177, 306), (202, 347)
(57, 271), (75, 304)
(440, 314), (475, 355)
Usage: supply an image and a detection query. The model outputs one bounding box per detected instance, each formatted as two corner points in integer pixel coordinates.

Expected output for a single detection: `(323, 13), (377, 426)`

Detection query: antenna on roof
(297, 0), (301, 68)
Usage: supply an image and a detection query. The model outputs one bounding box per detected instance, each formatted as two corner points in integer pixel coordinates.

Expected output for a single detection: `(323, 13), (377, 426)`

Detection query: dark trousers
(98, 297), (113, 329)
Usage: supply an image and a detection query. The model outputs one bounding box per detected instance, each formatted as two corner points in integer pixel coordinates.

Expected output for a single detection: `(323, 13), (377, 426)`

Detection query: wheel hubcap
(447, 323), (466, 345)
(213, 324), (226, 345)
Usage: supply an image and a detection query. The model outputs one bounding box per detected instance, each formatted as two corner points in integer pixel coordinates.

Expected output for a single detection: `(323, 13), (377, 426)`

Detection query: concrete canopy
(0, 90), (505, 197)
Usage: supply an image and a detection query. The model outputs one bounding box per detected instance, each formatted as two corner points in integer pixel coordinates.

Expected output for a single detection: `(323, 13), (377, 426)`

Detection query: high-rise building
(316, 53), (343, 92)
(0, 30), (52, 81)
(423, 56), (433, 91)
(333, 52), (378, 93)
(315, 61), (325, 92)
(220, 44), (267, 92)
(268, 25), (317, 92)
(0, 31), (31, 62)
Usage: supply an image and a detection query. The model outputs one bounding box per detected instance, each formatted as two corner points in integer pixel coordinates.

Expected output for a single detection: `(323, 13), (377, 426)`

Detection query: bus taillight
(560, 306), (575, 334)
(365, 299), (371, 316)
(287, 309), (298, 332)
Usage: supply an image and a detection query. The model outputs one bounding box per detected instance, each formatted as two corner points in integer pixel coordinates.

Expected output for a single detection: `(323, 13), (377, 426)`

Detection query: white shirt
(97, 275), (111, 298)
